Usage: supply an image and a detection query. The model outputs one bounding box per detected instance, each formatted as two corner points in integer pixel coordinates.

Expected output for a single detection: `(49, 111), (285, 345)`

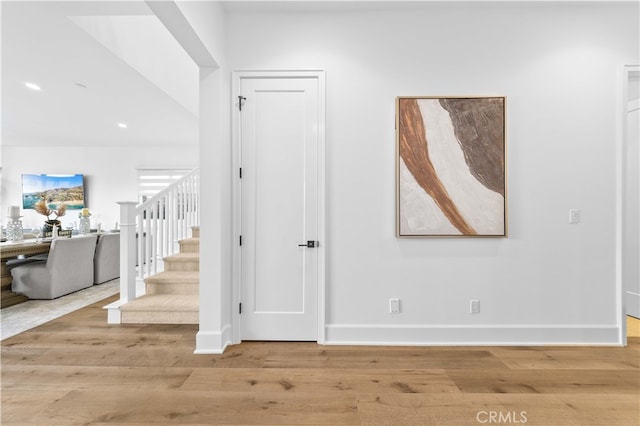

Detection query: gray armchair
(11, 235), (98, 299)
(94, 233), (120, 284)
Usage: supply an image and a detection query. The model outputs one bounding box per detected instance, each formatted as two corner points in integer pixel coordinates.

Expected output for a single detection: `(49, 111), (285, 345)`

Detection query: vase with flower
(79, 208), (91, 234)
(34, 199), (66, 234)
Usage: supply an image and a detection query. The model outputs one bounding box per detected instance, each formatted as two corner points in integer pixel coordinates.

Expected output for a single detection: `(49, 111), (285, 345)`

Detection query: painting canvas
(396, 96), (506, 237)
(22, 174), (86, 210)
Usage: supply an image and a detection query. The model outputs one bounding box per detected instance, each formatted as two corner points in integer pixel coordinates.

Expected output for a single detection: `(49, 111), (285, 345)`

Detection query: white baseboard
(193, 323), (623, 354)
(194, 323), (233, 354)
(324, 324), (622, 346)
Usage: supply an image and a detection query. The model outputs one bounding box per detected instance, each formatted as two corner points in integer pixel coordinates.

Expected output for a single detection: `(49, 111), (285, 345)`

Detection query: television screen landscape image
(22, 174), (85, 210)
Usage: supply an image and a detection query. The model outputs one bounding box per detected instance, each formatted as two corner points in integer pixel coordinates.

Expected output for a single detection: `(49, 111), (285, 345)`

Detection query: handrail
(116, 168), (200, 307)
(137, 168), (200, 212)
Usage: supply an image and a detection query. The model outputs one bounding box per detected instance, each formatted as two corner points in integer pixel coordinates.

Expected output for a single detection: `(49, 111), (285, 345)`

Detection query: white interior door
(239, 74), (320, 341)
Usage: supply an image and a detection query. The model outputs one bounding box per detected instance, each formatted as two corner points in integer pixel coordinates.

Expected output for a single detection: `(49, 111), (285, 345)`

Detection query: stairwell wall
(158, 0), (233, 353)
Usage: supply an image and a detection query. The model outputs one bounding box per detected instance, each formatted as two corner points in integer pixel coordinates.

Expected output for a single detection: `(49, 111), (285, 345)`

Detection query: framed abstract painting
(396, 96), (507, 237)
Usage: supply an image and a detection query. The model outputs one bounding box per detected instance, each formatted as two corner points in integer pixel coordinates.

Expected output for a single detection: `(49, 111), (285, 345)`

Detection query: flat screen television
(22, 174), (86, 210)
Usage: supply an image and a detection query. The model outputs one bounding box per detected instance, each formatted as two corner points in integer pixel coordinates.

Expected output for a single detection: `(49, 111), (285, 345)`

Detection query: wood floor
(2, 295), (639, 425)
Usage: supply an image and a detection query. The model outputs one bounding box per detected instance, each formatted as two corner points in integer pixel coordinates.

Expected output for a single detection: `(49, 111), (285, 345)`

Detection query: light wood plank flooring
(2, 295), (638, 425)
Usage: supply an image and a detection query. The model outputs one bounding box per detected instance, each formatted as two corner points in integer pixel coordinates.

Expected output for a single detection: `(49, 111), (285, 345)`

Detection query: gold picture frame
(396, 96), (507, 237)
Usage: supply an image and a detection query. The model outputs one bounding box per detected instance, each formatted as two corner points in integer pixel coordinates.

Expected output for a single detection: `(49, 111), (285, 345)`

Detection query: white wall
(1, 145), (197, 232)
(175, 1), (227, 67)
(152, 0), (233, 353)
(224, 1), (639, 345)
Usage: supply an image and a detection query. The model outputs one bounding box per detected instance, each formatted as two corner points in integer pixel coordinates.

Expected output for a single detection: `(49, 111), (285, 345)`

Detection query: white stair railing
(107, 169), (199, 322)
(135, 168), (200, 280)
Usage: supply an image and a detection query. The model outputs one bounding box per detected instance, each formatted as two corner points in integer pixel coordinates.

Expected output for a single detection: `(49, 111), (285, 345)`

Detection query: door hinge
(239, 167), (242, 179)
(239, 235), (243, 246)
(238, 96), (246, 111)
(239, 303), (242, 314)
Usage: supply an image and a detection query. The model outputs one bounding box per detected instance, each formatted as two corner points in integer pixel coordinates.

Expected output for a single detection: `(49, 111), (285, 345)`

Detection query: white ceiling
(3, 0), (634, 151)
(2, 0), (450, 150)
(1, 1), (199, 148)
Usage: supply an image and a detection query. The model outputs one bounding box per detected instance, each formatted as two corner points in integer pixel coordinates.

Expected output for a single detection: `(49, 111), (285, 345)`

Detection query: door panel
(240, 77), (319, 340)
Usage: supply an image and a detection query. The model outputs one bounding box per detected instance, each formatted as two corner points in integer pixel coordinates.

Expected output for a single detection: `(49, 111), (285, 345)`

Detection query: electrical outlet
(569, 209), (581, 224)
(389, 298), (400, 314)
(470, 300), (480, 314)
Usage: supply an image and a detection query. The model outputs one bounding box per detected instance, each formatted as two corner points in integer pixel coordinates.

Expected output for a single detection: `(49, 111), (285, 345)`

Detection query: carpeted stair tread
(179, 238), (200, 245)
(164, 252), (199, 262)
(164, 253), (199, 272)
(145, 270), (198, 296)
(145, 271), (199, 284)
(178, 238), (200, 253)
(120, 294), (198, 312)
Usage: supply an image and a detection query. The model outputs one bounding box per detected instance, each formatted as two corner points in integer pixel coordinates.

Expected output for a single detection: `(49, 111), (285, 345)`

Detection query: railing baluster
(144, 206), (150, 278)
(159, 197), (165, 260)
(191, 179), (194, 229)
(169, 188), (175, 253)
(152, 203), (156, 275)
(153, 201), (158, 275)
(174, 185), (179, 244)
(181, 184), (185, 243)
(137, 213), (144, 281)
(120, 169), (198, 301)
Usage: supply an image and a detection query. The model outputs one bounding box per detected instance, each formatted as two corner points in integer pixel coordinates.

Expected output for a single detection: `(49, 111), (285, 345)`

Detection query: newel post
(118, 201), (138, 303)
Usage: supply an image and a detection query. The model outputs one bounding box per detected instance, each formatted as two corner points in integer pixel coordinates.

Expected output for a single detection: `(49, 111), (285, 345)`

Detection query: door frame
(230, 70), (326, 344)
(617, 65), (639, 345)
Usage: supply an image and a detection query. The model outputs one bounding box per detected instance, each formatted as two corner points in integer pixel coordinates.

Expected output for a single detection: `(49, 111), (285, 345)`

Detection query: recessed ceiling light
(24, 82), (41, 91)
(117, 123), (128, 129)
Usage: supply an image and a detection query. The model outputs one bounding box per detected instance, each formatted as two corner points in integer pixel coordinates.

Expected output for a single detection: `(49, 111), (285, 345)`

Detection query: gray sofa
(94, 232), (120, 284)
(11, 235), (98, 299)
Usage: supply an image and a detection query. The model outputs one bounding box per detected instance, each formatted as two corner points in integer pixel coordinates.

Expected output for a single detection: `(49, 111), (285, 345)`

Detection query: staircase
(119, 226), (199, 324)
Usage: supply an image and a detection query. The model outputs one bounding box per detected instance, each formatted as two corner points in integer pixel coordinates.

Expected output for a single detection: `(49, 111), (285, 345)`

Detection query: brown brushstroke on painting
(439, 98), (505, 196)
(398, 98), (476, 235)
